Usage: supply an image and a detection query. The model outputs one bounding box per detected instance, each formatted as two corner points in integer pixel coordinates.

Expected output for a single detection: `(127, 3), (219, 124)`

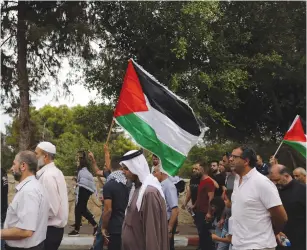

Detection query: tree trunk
(17, 1), (30, 150)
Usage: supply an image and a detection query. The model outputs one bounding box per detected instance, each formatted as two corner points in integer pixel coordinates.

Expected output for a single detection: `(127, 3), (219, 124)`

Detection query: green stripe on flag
(283, 140), (306, 158)
(116, 113), (186, 176)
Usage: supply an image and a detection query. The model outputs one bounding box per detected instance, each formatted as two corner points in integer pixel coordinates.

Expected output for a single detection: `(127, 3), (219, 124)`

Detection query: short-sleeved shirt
(212, 173), (226, 196)
(4, 176), (49, 248)
(103, 179), (129, 234)
(1, 168), (8, 223)
(190, 176), (201, 205)
(195, 177), (215, 214)
(231, 168), (282, 250)
(161, 178), (178, 220)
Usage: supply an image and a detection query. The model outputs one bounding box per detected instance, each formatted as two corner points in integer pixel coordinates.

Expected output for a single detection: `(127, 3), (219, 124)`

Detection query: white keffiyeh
(120, 150), (165, 211)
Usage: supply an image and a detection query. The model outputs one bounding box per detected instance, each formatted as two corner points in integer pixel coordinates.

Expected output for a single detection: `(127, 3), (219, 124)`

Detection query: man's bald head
(293, 167), (306, 184)
(270, 164), (292, 187)
(270, 164), (284, 184)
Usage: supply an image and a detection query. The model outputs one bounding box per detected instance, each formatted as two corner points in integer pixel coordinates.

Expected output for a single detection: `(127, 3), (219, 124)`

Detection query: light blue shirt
(161, 178), (178, 220)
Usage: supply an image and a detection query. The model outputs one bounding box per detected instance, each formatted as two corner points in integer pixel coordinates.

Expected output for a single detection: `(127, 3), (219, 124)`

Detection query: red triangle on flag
(284, 115), (306, 142)
(114, 60), (148, 117)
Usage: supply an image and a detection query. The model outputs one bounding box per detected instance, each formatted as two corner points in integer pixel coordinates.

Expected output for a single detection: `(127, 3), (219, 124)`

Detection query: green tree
(1, 1), (95, 150)
(83, 1), (305, 143)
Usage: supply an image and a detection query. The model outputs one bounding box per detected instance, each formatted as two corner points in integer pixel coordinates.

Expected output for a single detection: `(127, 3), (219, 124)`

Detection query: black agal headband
(120, 149), (143, 162)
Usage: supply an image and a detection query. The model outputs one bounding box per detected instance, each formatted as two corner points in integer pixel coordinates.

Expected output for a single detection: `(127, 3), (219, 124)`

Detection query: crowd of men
(0, 141), (306, 250)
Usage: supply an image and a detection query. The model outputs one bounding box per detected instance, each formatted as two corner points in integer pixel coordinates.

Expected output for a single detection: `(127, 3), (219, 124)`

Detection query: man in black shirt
(102, 162), (129, 250)
(1, 168), (8, 249)
(210, 161), (225, 197)
(182, 164), (201, 210)
(270, 164), (306, 250)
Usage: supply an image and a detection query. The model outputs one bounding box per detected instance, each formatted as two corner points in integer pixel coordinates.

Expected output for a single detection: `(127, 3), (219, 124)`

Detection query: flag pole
(273, 141), (283, 157)
(106, 119), (115, 145)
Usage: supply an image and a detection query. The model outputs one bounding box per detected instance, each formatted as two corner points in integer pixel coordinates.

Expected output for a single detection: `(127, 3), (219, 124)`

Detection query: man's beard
(37, 156), (45, 169)
(212, 169), (218, 174)
(13, 168), (22, 181)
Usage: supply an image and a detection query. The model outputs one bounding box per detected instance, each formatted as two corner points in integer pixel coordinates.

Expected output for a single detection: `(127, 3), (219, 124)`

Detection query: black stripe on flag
(133, 62), (201, 136)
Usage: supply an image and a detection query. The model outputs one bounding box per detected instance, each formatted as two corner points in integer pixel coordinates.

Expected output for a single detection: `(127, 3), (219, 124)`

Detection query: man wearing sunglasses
(230, 146), (288, 250)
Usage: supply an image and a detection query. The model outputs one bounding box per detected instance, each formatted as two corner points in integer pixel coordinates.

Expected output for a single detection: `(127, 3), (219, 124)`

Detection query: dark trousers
(5, 242), (44, 250)
(108, 234), (121, 250)
(169, 219), (178, 250)
(194, 212), (215, 250)
(45, 226), (64, 250)
(75, 186), (97, 231)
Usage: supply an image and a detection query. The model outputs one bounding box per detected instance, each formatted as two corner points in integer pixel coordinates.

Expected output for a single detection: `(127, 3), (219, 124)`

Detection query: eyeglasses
(229, 154), (243, 159)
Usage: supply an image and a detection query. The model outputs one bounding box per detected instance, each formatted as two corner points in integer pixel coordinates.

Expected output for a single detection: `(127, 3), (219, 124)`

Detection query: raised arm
(88, 151), (104, 177)
(104, 144), (111, 171)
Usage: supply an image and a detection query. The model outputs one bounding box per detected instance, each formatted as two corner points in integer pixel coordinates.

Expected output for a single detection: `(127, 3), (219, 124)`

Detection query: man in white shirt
(35, 142), (68, 250)
(0, 151), (49, 250)
(229, 146), (288, 250)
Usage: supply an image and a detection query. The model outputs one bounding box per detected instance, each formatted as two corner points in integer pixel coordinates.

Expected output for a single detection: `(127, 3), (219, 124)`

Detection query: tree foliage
(1, 1), (96, 149)
(83, 1), (306, 143)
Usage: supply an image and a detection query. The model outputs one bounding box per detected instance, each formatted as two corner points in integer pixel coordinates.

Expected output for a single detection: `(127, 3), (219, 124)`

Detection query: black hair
(111, 156), (122, 171)
(77, 150), (90, 169)
(198, 160), (209, 174)
(238, 145), (257, 167)
(210, 160), (219, 165)
(224, 152), (230, 159)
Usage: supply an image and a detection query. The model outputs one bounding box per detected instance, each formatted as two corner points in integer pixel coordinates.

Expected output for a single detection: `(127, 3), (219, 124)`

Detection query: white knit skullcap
(37, 141), (56, 154)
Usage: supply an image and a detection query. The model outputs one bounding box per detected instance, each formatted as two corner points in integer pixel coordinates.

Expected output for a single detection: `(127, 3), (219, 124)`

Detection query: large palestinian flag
(283, 115), (306, 158)
(114, 59), (202, 176)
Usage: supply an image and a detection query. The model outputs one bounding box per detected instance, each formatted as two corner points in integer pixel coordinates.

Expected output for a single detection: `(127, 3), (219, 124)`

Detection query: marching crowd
(0, 141), (306, 250)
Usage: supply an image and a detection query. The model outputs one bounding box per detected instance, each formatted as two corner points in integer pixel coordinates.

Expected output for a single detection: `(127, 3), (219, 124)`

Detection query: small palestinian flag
(283, 115), (306, 158)
(114, 59), (202, 176)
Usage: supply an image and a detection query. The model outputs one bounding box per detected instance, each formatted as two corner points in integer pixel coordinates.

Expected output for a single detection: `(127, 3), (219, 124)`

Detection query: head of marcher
(11, 150), (38, 182)
(270, 164), (293, 189)
(198, 161), (210, 179)
(35, 141), (56, 169)
(218, 160), (226, 173)
(293, 167), (306, 184)
(210, 160), (219, 174)
(222, 152), (230, 167)
(120, 149), (149, 184)
(256, 155), (263, 167)
(229, 145), (257, 176)
(152, 165), (168, 183)
(152, 154), (160, 167)
(120, 149), (165, 211)
(192, 163), (201, 178)
(76, 150), (90, 170)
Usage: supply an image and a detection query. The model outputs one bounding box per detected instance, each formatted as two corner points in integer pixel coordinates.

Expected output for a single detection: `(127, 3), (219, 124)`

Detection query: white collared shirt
(4, 176), (49, 248)
(231, 168), (282, 250)
(36, 162), (68, 228)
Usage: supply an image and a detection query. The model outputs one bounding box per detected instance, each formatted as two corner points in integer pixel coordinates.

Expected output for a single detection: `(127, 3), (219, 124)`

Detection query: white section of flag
(134, 95), (199, 156)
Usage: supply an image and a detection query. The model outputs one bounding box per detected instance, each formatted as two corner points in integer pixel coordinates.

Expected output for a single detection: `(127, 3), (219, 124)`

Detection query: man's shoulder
(252, 171), (276, 191)
(45, 164), (65, 177)
(293, 180), (307, 191)
(105, 179), (126, 190)
(144, 185), (163, 197)
(22, 178), (44, 194)
(162, 178), (176, 188)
